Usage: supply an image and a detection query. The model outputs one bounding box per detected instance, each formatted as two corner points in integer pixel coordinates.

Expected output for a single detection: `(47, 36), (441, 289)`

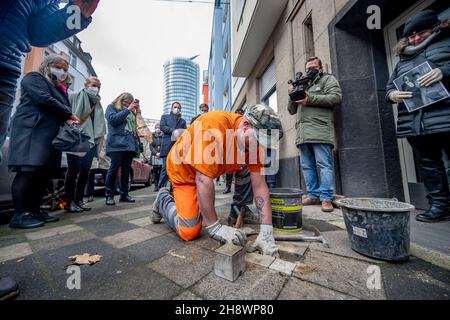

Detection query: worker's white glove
(206, 220), (247, 246)
(250, 224), (279, 257)
(388, 90), (413, 104)
(418, 68), (443, 87)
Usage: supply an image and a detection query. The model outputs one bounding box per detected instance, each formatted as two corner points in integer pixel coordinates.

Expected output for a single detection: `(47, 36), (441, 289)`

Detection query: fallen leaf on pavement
(68, 253), (103, 266)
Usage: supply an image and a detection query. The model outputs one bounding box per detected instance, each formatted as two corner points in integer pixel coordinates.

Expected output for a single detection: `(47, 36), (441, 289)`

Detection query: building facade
(163, 57), (200, 124)
(208, 0), (233, 112)
(231, 0), (450, 209)
(22, 35), (97, 97)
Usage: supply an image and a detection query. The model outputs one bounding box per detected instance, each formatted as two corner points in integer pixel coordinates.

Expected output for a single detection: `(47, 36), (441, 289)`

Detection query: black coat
(8, 72), (72, 170)
(386, 29), (450, 138)
(150, 132), (163, 155)
(105, 104), (139, 155)
(159, 113), (187, 158)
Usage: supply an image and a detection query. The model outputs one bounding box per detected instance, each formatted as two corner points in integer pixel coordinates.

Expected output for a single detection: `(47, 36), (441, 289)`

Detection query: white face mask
(172, 107), (181, 115)
(50, 67), (67, 82)
(86, 86), (99, 95)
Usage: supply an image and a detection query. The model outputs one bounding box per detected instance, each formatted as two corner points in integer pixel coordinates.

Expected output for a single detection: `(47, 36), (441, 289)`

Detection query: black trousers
(11, 170), (49, 214)
(233, 166), (253, 207)
(0, 68), (19, 162)
(85, 169), (107, 198)
(152, 165), (162, 187)
(408, 132), (450, 209)
(105, 151), (135, 197)
(64, 146), (97, 202)
(226, 173), (233, 189)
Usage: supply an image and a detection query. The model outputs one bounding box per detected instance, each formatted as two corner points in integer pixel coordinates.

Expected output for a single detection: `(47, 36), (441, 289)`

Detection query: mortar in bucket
(336, 198), (415, 262)
(269, 188), (303, 232)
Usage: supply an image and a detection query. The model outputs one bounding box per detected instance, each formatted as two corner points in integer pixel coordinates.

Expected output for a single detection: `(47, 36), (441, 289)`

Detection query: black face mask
(307, 68), (320, 79)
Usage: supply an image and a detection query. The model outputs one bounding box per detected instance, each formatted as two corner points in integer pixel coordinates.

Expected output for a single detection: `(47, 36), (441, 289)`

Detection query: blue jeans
(299, 143), (334, 202)
(0, 68), (19, 164)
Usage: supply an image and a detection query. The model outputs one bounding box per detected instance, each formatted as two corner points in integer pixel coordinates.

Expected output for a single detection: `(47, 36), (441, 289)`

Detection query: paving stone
(278, 277), (358, 300)
(191, 264), (288, 300)
(71, 213), (109, 224)
(30, 230), (96, 252)
(145, 222), (175, 235)
(0, 242), (33, 263)
(328, 220), (347, 230)
(173, 291), (203, 300)
(148, 246), (215, 288)
(33, 239), (140, 299)
(277, 242), (309, 261)
(83, 267), (182, 300)
(104, 205), (153, 217)
(25, 225), (84, 241)
(129, 217), (152, 227)
(78, 217), (136, 238)
(269, 259), (297, 276)
(245, 253), (276, 268)
(0, 233), (27, 248)
(116, 210), (151, 222)
(0, 255), (59, 300)
(103, 228), (160, 249)
(381, 257), (450, 300)
(293, 251), (386, 300)
(124, 235), (180, 263)
(308, 231), (383, 264)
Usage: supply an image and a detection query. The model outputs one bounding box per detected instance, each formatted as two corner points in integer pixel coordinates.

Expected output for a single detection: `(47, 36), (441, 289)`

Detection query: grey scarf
(403, 30), (440, 56)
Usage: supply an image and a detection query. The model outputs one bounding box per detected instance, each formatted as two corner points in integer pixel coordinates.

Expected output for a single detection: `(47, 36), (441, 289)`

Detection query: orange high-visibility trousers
(172, 183), (203, 241)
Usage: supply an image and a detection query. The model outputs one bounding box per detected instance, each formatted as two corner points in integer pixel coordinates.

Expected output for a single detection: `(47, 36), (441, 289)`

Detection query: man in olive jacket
(288, 57), (342, 212)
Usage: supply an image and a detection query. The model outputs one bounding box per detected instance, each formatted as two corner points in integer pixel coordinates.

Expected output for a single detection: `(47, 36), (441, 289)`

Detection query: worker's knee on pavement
(178, 223), (202, 241)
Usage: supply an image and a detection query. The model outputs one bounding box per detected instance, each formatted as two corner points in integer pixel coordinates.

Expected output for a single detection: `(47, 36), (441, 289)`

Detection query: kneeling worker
(151, 105), (283, 256)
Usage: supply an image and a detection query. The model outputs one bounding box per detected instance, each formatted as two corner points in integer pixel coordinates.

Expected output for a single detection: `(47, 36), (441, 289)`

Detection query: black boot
(416, 205), (450, 223)
(9, 212), (45, 229)
(0, 277), (19, 300)
(65, 201), (83, 213)
(75, 201), (92, 211)
(31, 209), (59, 223)
(120, 195), (135, 203)
(106, 196), (116, 206)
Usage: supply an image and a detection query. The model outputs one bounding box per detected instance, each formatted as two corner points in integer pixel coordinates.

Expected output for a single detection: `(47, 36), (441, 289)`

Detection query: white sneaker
(151, 187), (170, 224)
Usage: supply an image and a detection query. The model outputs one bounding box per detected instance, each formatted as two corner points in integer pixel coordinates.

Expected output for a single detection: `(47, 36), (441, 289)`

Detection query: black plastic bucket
(336, 198), (414, 262)
(270, 188), (303, 232)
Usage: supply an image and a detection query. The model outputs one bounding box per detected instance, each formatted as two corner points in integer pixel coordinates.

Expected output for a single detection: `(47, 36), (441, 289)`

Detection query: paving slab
(70, 213), (109, 224)
(104, 205), (153, 217)
(0, 242), (33, 263)
(78, 217), (136, 238)
(294, 250), (387, 300)
(145, 222), (176, 235)
(277, 242), (309, 261)
(0, 233), (27, 248)
(124, 234), (181, 263)
(103, 228), (160, 249)
(129, 217), (152, 227)
(83, 267), (182, 300)
(116, 210), (152, 222)
(148, 245), (215, 288)
(30, 230), (96, 252)
(245, 253), (276, 268)
(278, 277), (358, 300)
(191, 263), (288, 300)
(308, 231), (384, 264)
(269, 259), (297, 276)
(381, 257), (450, 300)
(25, 224), (84, 241)
(173, 291), (204, 300)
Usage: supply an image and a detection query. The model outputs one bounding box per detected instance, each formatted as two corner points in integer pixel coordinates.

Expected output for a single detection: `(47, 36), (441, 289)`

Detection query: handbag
(52, 123), (91, 153)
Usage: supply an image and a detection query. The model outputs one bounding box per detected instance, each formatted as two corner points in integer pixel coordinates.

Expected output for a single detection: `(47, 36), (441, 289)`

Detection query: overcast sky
(76, 0), (214, 120)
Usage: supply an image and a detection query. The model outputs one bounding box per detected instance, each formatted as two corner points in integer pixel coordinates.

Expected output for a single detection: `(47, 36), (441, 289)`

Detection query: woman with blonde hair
(8, 54), (80, 229)
(64, 76), (107, 212)
(104, 92), (141, 205)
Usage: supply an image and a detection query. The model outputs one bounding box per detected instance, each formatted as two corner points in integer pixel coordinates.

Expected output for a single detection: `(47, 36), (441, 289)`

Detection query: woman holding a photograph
(386, 10), (450, 223)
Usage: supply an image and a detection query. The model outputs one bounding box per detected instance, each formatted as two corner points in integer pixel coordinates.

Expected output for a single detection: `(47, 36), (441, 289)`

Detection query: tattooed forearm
(255, 196), (265, 222)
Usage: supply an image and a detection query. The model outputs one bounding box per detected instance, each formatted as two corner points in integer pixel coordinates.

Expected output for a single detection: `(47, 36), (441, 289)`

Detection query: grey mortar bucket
(335, 198), (415, 262)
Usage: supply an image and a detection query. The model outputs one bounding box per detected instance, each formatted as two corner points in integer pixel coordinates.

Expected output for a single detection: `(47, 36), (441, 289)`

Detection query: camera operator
(288, 57), (342, 213)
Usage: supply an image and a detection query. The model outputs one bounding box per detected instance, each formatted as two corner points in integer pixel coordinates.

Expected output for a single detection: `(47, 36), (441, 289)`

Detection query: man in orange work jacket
(151, 104), (283, 256)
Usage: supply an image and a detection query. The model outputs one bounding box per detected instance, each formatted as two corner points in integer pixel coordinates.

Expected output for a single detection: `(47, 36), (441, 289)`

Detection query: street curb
(410, 243), (450, 271)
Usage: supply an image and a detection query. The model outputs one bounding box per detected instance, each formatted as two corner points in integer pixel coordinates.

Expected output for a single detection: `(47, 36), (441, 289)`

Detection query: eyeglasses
(408, 28), (433, 41)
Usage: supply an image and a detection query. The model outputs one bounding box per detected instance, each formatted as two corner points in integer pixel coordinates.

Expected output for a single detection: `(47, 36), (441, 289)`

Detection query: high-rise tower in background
(163, 56), (200, 124)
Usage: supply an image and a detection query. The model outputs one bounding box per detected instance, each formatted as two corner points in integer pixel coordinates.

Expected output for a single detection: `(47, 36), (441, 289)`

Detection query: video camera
(288, 72), (313, 101)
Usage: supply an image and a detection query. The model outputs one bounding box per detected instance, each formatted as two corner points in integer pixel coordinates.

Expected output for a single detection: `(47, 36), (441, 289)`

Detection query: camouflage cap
(244, 104), (284, 150)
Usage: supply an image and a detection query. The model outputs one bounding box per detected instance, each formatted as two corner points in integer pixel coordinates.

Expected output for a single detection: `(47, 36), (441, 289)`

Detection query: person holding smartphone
(104, 93), (140, 206)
